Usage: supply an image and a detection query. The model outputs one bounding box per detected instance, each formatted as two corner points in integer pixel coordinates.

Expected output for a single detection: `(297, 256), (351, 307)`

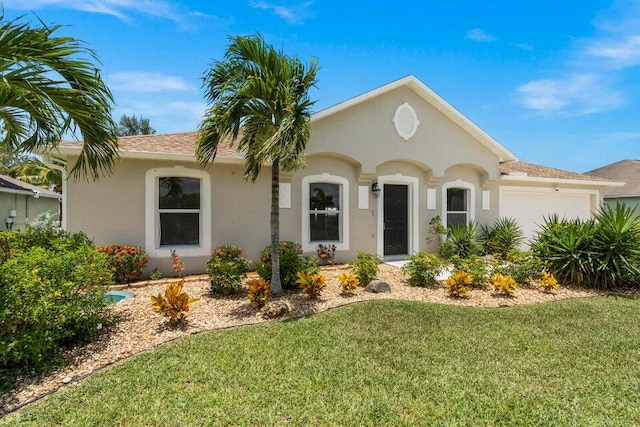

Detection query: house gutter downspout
(42, 155), (67, 230)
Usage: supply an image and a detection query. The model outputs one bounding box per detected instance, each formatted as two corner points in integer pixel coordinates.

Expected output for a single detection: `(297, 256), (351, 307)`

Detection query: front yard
(2, 295), (640, 425)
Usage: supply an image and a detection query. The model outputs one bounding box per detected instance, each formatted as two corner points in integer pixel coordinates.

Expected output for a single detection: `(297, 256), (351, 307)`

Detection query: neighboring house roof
(313, 75), (518, 163)
(0, 174), (61, 199)
(587, 160), (640, 197)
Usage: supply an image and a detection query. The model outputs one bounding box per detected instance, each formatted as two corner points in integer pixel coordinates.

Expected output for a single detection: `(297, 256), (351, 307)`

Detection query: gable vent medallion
(393, 102), (420, 140)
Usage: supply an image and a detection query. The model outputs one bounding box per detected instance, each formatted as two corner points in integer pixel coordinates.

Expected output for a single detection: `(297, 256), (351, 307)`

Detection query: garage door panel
(501, 191), (591, 246)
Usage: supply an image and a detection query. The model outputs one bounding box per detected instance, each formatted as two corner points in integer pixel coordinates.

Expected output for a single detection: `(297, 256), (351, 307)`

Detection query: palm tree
(0, 13), (119, 180)
(9, 159), (61, 192)
(197, 33), (318, 295)
(118, 114), (156, 136)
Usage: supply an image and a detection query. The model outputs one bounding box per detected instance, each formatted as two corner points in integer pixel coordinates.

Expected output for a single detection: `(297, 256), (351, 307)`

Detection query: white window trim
(442, 180), (475, 228)
(302, 174), (349, 252)
(145, 166), (211, 258)
(376, 174), (420, 258)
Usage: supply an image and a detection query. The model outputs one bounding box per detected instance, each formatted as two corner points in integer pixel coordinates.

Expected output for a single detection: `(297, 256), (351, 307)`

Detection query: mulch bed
(0, 263), (618, 414)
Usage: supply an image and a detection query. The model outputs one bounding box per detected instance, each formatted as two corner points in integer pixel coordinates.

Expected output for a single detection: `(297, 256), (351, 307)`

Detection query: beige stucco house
(48, 76), (617, 274)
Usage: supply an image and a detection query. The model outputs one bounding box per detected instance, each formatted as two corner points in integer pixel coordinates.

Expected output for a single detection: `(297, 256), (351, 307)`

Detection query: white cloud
(585, 35), (640, 68)
(250, 1), (313, 24)
(580, 2), (640, 68)
(517, 74), (624, 115)
(11, 0), (182, 21)
(108, 72), (193, 93)
(115, 100), (207, 132)
(465, 28), (497, 42)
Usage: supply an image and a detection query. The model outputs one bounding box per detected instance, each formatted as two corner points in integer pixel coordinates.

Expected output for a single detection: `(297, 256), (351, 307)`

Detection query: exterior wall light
(371, 179), (381, 199)
(5, 209), (16, 230)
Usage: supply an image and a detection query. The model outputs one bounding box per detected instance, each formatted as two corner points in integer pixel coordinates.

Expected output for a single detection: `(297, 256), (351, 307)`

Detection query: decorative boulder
(365, 280), (391, 293)
(261, 301), (291, 319)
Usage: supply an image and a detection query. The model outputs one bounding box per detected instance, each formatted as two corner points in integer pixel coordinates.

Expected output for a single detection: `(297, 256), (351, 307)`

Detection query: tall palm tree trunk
(270, 158), (283, 295)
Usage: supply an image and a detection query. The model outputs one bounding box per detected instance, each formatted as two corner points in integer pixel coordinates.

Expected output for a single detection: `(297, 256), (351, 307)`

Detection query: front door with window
(383, 184), (408, 255)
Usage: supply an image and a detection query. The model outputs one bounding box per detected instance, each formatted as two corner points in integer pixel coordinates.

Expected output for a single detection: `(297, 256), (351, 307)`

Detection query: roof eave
(499, 175), (624, 187)
(54, 146), (244, 164)
(604, 193), (640, 199)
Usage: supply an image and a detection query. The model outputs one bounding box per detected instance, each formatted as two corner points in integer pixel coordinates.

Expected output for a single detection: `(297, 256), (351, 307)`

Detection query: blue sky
(6, 1), (640, 173)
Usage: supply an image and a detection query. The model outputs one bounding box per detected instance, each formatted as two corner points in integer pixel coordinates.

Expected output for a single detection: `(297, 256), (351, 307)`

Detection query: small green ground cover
(3, 298), (640, 426)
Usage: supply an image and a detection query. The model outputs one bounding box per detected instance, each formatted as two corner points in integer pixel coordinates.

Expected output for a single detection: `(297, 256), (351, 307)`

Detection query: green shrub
(531, 204), (640, 289)
(452, 255), (492, 289)
(207, 244), (250, 295)
(97, 245), (149, 284)
(257, 241), (306, 289)
(0, 227), (92, 259)
(441, 222), (480, 259)
(495, 251), (546, 286)
(350, 252), (381, 286)
(0, 245), (112, 389)
(403, 252), (447, 287)
(480, 217), (524, 258)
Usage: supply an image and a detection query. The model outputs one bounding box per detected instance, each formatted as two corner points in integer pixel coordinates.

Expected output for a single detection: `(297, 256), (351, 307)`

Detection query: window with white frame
(442, 181), (475, 228)
(158, 177), (201, 245)
(301, 174), (349, 252)
(145, 167), (211, 257)
(309, 182), (341, 241)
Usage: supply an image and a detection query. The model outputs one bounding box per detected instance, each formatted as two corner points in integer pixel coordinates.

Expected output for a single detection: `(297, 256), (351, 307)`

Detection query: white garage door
(500, 190), (592, 246)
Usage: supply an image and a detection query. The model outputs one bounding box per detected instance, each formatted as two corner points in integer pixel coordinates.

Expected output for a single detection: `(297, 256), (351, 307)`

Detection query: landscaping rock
(365, 280), (391, 293)
(261, 301), (291, 319)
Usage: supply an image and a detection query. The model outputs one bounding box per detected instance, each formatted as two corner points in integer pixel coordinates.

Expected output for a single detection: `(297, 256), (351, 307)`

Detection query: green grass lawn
(3, 297), (640, 426)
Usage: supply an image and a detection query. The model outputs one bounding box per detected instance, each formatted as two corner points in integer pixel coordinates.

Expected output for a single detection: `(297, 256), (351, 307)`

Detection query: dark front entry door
(384, 184), (408, 255)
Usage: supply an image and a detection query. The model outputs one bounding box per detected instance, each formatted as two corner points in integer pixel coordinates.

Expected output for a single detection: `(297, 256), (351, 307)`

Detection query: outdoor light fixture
(5, 209), (16, 230)
(371, 179), (381, 199)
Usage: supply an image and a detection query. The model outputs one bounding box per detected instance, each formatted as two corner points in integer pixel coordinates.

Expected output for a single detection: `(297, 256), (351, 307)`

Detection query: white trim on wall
(279, 183), (291, 209)
(441, 180), (476, 227)
(145, 166), (211, 258)
(376, 174), (420, 258)
(301, 173), (350, 252)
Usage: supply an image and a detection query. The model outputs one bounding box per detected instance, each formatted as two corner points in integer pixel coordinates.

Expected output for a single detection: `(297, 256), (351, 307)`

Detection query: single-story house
(48, 75), (618, 274)
(587, 160), (640, 212)
(0, 174), (61, 231)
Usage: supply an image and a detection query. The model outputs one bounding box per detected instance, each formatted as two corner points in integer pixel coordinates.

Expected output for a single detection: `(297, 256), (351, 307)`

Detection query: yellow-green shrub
(337, 272), (359, 294)
(445, 271), (472, 298)
(491, 273), (518, 297)
(247, 278), (271, 308)
(150, 281), (199, 323)
(540, 271), (560, 293)
(296, 271), (326, 299)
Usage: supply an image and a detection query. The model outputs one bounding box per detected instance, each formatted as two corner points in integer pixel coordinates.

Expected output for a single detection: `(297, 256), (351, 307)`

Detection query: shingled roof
(59, 132), (613, 184)
(500, 161), (611, 183)
(587, 160), (640, 197)
(58, 131), (241, 159)
(0, 174), (61, 198)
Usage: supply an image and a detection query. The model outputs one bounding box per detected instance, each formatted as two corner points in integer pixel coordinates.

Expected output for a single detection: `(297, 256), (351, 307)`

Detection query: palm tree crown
(0, 13), (119, 180)
(197, 33), (318, 294)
